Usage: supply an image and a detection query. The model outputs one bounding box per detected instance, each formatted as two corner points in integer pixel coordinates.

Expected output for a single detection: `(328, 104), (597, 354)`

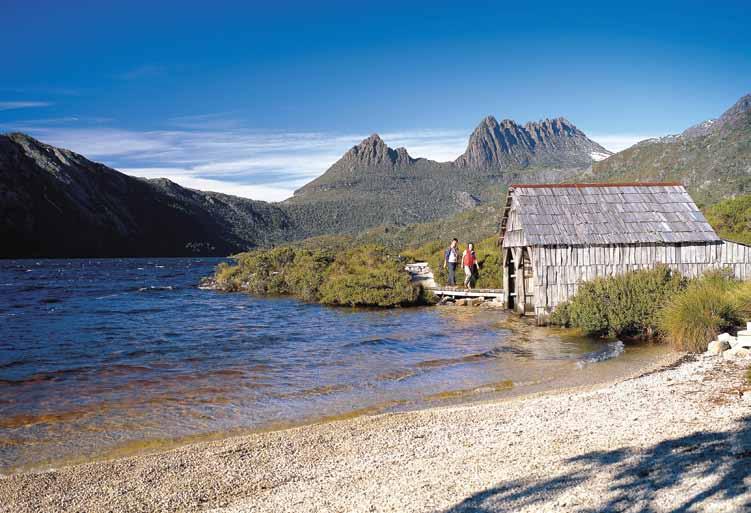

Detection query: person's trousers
(447, 262), (457, 286)
(464, 265), (473, 287)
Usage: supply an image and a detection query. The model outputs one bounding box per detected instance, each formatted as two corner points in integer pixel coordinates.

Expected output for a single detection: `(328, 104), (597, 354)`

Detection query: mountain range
(1, 94), (749, 257)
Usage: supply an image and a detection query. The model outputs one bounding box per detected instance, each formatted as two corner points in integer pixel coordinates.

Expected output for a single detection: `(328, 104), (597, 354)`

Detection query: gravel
(1, 354), (749, 513)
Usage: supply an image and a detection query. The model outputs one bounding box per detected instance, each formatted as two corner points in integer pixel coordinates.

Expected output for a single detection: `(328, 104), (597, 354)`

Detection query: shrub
(549, 301), (571, 327)
(214, 261), (244, 291)
(563, 266), (684, 338)
(658, 275), (741, 352)
(705, 194), (751, 245)
(319, 245), (419, 306)
(285, 250), (333, 301)
(217, 243), (421, 307)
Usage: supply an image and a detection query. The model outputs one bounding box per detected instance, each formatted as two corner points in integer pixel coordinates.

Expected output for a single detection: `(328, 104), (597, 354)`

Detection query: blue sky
(2, 0), (749, 200)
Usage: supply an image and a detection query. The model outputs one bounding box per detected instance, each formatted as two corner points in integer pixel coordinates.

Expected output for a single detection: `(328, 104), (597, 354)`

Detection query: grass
(658, 272), (741, 352)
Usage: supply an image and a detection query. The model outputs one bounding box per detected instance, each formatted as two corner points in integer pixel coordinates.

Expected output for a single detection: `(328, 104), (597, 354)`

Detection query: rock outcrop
(454, 116), (610, 169)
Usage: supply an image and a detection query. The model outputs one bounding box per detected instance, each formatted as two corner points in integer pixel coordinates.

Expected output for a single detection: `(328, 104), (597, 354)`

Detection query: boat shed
(500, 182), (751, 321)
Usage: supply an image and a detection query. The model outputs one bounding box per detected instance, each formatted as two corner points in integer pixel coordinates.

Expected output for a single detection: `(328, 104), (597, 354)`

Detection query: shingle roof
(502, 183), (720, 246)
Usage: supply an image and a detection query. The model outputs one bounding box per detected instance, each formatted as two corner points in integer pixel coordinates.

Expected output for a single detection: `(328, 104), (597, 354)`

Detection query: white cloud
(590, 134), (665, 153)
(381, 130), (468, 162)
(122, 167), (296, 202)
(32, 128), (173, 157)
(0, 101), (51, 111)
(6, 124), (473, 201)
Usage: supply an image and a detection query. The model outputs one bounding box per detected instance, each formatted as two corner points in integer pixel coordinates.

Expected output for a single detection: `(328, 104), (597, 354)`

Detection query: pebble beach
(1, 352), (749, 512)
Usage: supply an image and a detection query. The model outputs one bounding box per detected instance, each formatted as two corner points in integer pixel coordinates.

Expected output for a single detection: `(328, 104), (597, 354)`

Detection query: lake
(0, 258), (669, 473)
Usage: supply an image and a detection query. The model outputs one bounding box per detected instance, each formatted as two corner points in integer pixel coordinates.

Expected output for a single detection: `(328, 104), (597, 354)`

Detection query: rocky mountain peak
(340, 134), (413, 168)
(455, 115), (608, 169)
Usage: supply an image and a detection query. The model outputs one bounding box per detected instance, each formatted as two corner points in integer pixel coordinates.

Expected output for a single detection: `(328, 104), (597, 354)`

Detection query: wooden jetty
(405, 262), (503, 301)
(428, 286), (504, 301)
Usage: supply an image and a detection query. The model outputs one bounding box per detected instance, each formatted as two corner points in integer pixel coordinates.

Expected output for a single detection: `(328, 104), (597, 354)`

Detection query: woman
(462, 242), (478, 290)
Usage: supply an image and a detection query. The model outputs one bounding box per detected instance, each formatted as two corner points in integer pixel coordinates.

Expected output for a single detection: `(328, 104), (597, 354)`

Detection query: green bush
(319, 245), (418, 307)
(549, 301), (571, 326)
(705, 194), (751, 245)
(214, 261), (244, 292)
(554, 266), (685, 338)
(284, 250), (332, 301)
(658, 274), (741, 352)
(213, 244), (420, 307)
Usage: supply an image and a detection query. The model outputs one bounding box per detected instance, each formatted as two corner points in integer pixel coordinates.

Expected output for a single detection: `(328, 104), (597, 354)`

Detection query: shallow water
(0, 258), (669, 473)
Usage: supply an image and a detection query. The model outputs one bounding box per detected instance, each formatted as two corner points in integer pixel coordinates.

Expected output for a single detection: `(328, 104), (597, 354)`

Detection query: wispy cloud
(5, 122), (469, 201)
(0, 101), (52, 111)
(590, 134), (664, 153)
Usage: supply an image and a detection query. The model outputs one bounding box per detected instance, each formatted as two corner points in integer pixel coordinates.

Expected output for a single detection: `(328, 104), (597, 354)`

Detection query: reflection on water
(0, 258), (669, 473)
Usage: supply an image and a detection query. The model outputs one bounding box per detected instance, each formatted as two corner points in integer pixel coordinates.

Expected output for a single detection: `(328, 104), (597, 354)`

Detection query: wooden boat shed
(500, 182), (751, 321)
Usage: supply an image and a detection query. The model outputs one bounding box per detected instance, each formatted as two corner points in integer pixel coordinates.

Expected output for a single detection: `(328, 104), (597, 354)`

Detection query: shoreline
(0, 336), (673, 478)
(4, 352), (749, 512)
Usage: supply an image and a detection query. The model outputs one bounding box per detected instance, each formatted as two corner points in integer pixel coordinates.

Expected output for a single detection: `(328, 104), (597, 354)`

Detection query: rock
(734, 335), (751, 349)
(743, 391), (751, 402)
(718, 333), (735, 342)
(469, 298), (483, 307)
(707, 340), (730, 355)
(722, 346), (751, 360)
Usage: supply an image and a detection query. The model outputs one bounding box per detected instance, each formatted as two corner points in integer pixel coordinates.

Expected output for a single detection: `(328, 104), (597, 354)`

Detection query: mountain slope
(0, 133), (294, 257)
(591, 94), (751, 205)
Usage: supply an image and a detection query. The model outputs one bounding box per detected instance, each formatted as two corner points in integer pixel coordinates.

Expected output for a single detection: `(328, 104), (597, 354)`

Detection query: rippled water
(0, 258), (668, 473)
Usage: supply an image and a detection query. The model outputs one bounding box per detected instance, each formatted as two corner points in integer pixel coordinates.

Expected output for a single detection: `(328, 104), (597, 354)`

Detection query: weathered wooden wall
(530, 240), (751, 319)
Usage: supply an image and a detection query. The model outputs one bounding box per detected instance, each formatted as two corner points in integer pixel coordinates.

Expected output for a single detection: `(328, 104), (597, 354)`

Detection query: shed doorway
(521, 248), (534, 314)
(506, 249), (516, 310)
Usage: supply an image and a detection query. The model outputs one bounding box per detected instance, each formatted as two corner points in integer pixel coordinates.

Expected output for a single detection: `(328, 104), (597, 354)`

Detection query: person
(462, 242), (478, 289)
(443, 238), (459, 286)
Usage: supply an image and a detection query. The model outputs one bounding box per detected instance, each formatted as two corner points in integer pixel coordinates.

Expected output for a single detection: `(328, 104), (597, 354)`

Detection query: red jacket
(462, 250), (477, 267)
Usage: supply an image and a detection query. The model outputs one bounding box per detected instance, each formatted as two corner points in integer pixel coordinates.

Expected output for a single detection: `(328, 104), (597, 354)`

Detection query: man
(443, 238), (459, 286)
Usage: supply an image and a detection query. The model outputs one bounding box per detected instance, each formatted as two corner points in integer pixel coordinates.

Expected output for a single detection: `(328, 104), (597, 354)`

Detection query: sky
(2, 0), (750, 201)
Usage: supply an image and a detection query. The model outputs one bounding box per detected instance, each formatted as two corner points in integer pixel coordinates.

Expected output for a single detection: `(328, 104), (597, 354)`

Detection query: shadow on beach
(442, 415), (751, 512)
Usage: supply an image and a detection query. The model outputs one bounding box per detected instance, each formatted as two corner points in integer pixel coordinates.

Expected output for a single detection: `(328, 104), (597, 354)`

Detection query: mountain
(1, 114), (609, 257)
(0, 133), (294, 258)
(591, 94), (751, 205)
(287, 116), (609, 235)
(454, 116), (610, 169)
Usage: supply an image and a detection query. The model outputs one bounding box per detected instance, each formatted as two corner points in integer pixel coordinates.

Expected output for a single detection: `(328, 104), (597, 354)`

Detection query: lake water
(0, 258), (669, 474)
